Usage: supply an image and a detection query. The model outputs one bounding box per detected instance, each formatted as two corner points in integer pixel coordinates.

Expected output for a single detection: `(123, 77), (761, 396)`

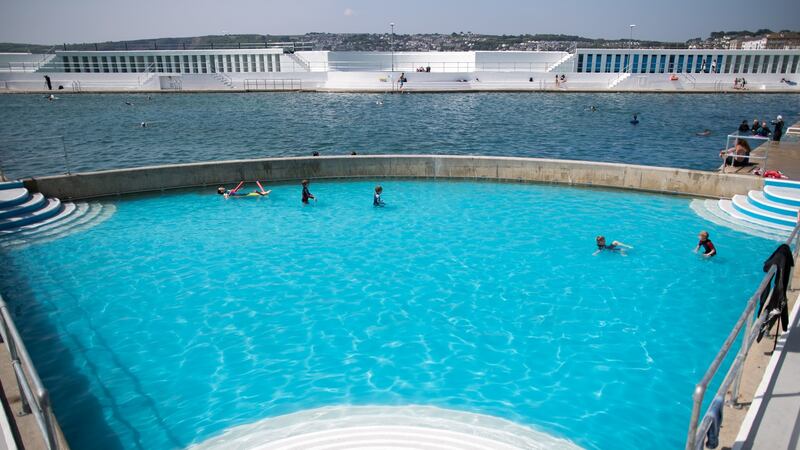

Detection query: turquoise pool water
(0, 92), (796, 178)
(0, 180), (777, 449)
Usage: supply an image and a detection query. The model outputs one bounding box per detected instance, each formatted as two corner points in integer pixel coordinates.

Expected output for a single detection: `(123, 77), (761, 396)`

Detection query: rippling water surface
(0, 180), (776, 449)
(0, 92), (796, 178)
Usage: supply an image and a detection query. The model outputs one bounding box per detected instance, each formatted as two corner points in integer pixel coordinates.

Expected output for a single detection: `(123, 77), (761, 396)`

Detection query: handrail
(685, 223), (800, 450)
(0, 295), (61, 449)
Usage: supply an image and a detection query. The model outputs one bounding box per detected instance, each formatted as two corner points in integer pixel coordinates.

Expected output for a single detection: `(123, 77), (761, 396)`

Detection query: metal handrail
(0, 295), (60, 449)
(685, 223), (800, 450)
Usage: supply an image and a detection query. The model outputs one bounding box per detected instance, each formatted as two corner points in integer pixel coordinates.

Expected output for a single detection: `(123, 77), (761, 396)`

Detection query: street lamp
(628, 24), (636, 73)
(390, 22), (395, 72)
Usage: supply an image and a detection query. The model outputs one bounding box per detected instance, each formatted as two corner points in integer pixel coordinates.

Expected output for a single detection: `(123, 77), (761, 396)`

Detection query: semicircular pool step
(0, 192), (46, 219)
(719, 199), (794, 232)
(690, 199), (787, 240)
(763, 185), (800, 207)
(0, 198), (62, 230)
(732, 195), (797, 227)
(0, 187), (31, 209)
(189, 405), (582, 450)
(747, 190), (799, 217)
(0, 202), (116, 250)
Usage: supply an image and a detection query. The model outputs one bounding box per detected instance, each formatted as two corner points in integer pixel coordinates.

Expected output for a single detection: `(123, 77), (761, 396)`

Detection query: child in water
(373, 185), (385, 207)
(217, 182), (270, 199)
(594, 236), (633, 255)
(694, 231), (716, 257)
(301, 179), (315, 204)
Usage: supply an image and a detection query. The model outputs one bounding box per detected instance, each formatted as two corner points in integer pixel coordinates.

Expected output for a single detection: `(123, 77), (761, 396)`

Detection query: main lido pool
(0, 179), (778, 449)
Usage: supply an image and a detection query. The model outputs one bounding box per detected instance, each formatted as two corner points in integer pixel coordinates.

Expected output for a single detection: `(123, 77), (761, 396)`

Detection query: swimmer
(140, 122), (147, 128)
(589, 105), (597, 112)
(376, 100), (383, 105)
(630, 114), (640, 125)
(593, 235), (633, 256)
(47, 94), (56, 101)
(302, 179), (316, 204)
(696, 129), (711, 137)
(373, 185), (385, 207)
(217, 182), (270, 199)
(694, 231), (716, 258)
(124, 101), (134, 106)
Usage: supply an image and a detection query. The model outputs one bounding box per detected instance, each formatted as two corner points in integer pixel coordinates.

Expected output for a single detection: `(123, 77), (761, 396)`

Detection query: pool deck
(721, 123), (800, 179)
(731, 290), (800, 450)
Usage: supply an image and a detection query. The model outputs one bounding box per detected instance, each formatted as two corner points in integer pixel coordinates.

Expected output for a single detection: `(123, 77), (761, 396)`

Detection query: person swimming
(594, 236), (633, 256)
(373, 185), (385, 207)
(217, 181), (270, 199)
(140, 122), (148, 128)
(630, 114), (640, 125)
(696, 129), (711, 136)
(302, 179), (315, 204)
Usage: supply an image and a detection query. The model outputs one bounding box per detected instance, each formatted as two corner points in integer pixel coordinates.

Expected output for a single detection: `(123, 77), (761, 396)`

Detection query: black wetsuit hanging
(757, 244), (793, 342)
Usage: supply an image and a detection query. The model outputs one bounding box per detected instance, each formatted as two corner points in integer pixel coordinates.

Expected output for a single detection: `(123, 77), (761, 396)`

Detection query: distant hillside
(0, 30), (795, 53)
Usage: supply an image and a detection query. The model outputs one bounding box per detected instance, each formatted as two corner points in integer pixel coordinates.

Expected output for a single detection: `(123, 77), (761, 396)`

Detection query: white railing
(137, 63), (157, 87)
(720, 134), (771, 173)
(0, 295), (62, 449)
(685, 225), (800, 450)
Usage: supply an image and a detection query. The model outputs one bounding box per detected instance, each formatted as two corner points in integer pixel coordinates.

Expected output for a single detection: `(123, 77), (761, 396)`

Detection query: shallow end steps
(747, 190), (800, 217)
(0, 188), (30, 209)
(719, 199), (793, 232)
(0, 193), (46, 220)
(0, 198), (62, 230)
(763, 186), (800, 207)
(732, 195), (796, 227)
(0, 181), (23, 190)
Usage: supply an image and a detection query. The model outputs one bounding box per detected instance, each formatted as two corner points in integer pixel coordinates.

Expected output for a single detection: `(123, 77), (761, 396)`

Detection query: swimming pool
(0, 179), (776, 449)
(0, 92), (795, 178)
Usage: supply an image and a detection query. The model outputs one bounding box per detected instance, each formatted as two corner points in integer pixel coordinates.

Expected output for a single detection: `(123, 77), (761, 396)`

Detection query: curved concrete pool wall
(23, 155), (763, 200)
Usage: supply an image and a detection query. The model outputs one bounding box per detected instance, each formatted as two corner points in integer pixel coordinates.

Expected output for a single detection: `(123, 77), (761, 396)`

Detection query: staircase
(0, 180), (114, 250)
(546, 53), (576, 73)
(286, 53), (311, 72)
(691, 178), (800, 240)
(212, 72), (236, 89)
(608, 72), (631, 89)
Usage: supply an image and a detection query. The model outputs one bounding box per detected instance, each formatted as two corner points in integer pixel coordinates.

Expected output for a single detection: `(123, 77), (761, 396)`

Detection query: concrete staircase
(546, 53), (576, 73)
(691, 178), (800, 240)
(0, 180), (114, 250)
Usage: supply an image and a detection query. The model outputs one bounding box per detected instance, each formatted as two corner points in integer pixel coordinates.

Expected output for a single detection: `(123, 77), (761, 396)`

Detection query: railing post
(61, 136), (71, 175)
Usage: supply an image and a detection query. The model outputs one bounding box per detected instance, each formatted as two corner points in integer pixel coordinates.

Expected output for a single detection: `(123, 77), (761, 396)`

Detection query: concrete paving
(735, 292), (800, 450)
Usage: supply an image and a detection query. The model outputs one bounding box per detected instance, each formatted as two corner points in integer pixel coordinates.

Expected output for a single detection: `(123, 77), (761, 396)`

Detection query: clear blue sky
(2, 0), (798, 44)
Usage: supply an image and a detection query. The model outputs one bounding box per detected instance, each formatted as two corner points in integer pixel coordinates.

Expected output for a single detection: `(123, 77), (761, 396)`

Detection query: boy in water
(217, 182), (270, 199)
(302, 179), (315, 204)
(373, 185), (385, 207)
(594, 236), (633, 255)
(694, 231), (716, 257)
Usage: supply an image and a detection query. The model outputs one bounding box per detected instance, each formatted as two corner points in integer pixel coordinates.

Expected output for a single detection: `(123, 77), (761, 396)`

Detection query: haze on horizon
(1, 0), (798, 45)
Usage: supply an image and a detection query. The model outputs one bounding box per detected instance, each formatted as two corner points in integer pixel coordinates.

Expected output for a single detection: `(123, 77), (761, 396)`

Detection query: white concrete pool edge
(23, 155), (763, 201)
(732, 291), (800, 449)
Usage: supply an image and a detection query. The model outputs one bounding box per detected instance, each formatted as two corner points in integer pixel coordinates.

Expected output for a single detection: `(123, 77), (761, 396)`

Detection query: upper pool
(0, 92), (796, 178)
(0, 179), (777, 449)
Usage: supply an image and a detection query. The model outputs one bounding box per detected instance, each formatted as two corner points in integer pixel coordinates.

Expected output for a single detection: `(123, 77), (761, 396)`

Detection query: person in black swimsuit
(694, 231), (716, 257)
(594, 235), (633, 255)
(302, 179), (315, 204)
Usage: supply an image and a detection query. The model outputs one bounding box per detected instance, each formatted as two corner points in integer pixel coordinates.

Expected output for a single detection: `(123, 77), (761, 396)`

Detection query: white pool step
(0, 181), (115, 247)
(690, 199), (786, 240)
(719, 199), (794, 231)
(0, 187), (30, 208)
(732, 195), (797, 227)
(0, 193), (46, 219)
(747, 190), (800, 217)
(763, 186), (800, 207)
(764, 178), (800, 190)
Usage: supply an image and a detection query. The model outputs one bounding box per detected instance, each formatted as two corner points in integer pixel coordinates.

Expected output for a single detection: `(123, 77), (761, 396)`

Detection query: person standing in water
(302, 179), (315, 204)
(694, 231), (716, 258)
(373, 185), (385, 207)
(630, 114), (640, 125)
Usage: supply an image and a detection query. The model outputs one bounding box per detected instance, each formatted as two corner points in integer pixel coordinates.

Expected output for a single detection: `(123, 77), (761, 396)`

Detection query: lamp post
(628, 24), (636, 73)
(390, 22), (395, 72)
